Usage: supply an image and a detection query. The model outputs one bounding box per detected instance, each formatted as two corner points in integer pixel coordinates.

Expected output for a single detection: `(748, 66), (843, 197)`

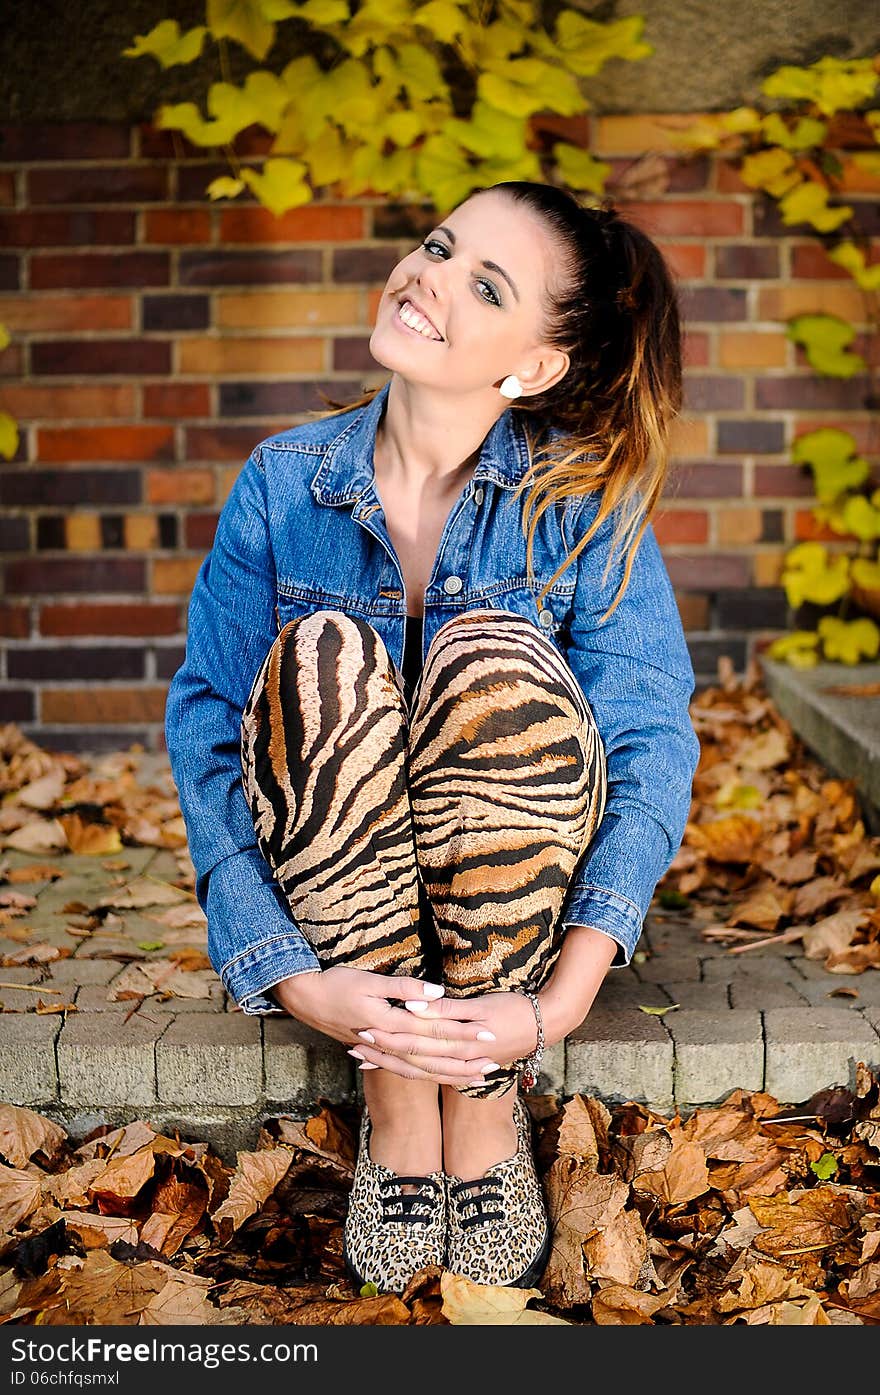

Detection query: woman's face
(369, 191), (568, 398)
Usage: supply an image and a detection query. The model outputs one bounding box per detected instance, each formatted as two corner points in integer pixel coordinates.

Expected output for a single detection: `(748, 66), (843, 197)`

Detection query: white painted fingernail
(476, 1030), (496, 1041)
(359, 1062), (379, 1070)
(348, 1048), (365, 1059)
(357, 1030), (376, 1043)
(423, 983), (445, 999)
(404, 1000), (429, 1014)
(482, 1062), (501, 1072)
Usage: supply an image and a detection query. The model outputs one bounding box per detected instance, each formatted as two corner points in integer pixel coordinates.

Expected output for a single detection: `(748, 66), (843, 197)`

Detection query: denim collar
(309, 379), (537, 507)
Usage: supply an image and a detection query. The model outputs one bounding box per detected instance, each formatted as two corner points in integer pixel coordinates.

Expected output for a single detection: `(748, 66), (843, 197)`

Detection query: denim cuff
(560, 884), (644, 966)
(222, 941), (323, 1015)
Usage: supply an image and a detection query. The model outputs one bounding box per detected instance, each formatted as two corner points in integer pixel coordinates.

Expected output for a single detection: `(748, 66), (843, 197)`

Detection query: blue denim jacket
(165, 379), (701, 1014)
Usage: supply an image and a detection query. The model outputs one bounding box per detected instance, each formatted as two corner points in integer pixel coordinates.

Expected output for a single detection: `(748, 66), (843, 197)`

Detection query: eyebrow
(436, 226), (520, 302)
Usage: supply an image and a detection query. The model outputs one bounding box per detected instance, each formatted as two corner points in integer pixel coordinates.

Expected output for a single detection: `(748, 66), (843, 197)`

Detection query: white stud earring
(499, 374), (523, 400)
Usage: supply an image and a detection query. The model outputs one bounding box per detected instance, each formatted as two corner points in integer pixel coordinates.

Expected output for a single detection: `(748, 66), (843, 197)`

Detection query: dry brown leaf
(61, 1211), (139, 1249)
(211, 1147), (294, 1242)
(100, 878), (189, 910)
(634, 1134), (710, 1205)
(0, 1104), (66, 1168)
(88, 1148), (157, 1207)
(591, 1282), (672, 1325)
(0, 1162), (41, 1230)
(541, 1161), (628, 1308)
(139, 1272), (225, 1326)
(2, 819), (68, 853)
(801, 908), (869, 961)
(440, 1272), (569, 1325)
(11, 770), (66, 810)
(583, 1205), (647, 1286)
(59, 815), (123, 856)
(685, 814), (765, 864)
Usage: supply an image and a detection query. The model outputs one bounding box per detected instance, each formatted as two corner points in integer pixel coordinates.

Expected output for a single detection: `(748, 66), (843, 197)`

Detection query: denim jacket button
(443, 575), (463, 594)
(538, 608), (554, 628)
(473, 486), (484, 505)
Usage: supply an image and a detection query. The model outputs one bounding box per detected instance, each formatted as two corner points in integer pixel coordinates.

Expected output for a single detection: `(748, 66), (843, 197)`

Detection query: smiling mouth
(395, 299), (444, 341)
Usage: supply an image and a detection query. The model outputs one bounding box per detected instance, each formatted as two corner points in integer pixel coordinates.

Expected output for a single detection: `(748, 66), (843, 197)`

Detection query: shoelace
(377, 1175), (443, 1226)
(448, 1173), (506, 1230)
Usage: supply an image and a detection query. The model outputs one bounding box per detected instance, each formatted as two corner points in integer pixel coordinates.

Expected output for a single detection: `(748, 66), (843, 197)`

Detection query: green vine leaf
(545, 12), (653, 77)
(780, 541), (850, 608)
(777, 181), (853, 233)
(121, 20), (208, 67)
(765, 630), (820, 668)
(838, 495), (880, 542)
(817, 615), (880, 664)
(740, 146), (801, 198)
(240, 157), (312, 214)
(827, 239), (880, 292)
(0, 410), (19, 462)
(206, 0), (299, 62)
(760, 112), (827, 151)
(553, 143), (612, 195)
(852, 558), (880, 591)
(791, 428), (868, 503)
(786, 314), (865, 378)
(760, 56), (879, 117)
(445, 100), (528, 161)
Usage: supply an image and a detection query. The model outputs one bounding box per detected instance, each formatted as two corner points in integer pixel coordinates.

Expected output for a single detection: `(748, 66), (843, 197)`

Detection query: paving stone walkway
(1, 753), (879, 1160)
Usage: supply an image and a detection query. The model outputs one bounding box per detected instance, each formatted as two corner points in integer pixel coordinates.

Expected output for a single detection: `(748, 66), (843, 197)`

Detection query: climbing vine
(122, 0), (652, 212)
(669, 54), (880, 666)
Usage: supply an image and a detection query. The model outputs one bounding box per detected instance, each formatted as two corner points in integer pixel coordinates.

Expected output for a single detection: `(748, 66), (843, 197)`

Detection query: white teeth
(398, 301), (441, 340)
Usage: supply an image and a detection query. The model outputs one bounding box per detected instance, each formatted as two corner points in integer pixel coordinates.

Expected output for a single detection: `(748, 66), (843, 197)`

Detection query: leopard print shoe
(445, 1093), (551, 1289)
(343, 1104), (446, 1296)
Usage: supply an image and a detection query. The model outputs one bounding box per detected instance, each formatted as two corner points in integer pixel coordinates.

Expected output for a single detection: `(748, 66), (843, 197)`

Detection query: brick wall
(0, 115), (877, 751)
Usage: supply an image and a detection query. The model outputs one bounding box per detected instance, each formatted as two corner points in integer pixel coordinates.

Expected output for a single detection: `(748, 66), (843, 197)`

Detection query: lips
(396, 293), (444, 340)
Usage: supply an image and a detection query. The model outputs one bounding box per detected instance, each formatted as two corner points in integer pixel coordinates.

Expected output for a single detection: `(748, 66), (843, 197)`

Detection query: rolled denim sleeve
(559, 493), (701, 966)
(164, 446), (321, 1013)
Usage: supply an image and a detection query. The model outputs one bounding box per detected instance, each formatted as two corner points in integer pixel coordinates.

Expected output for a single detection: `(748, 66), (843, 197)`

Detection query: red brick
(0, 123), (130, 162)
(3, 558), (145, 594)
(41, 687), (167, 724)
(614, 201), (745, 238)
(31, 341), (171, 376)
(0, 604), (29, 638)
(40, 603), (180, 637)
(794, 510), (841, 542)
(0, 210), (135, 248)
(30, 252), (169, 290)
(144, 209), (212, 244)
(0, 689), (35, 722)
(143, 383), (210, 418)
(0, 294), (132, 333)
(1, 384), (135, 419)
(147, 469), (214, 505)
(652, 510), (710, 544)
(790, 243), (863, 279)
(184, 513), (218, 549)
(185, 426), (271, 461)
(220, 204), (365, 243)
(38, 426), (175, 462)
(27, 166), (168, 205)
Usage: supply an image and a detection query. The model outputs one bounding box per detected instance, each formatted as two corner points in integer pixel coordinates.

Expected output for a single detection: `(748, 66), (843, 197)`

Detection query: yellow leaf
(839, 494), (880, 541)
(205, 175), (246, 201)
(206, 0), (298, 62)
(817, 615), (880, 665)
(778, 182), (853, 234)
(414, 0), (468, 43)
(827, 239), (880, 292)
(479, 61), (583, 118)
(765, 631), (819, 667)
(760, 112), (827, 151)
(761, 55), (879, 118)
(415, 133), (481, 210)
(852, 558), (880, 591)
(740, 147), (800, 198)
(341, 0), (416, 58)
(374, 42), (445, 98)
(780, 542), (850, 608)
(553, 143), (612, 195)
(550, 13), (652, 78)
(787, 314), (865, 378)
(445, 100), (529, 161)
(791, 427), (867, 502)
(240, 157), (312, 215)
(0, 411), (19, 461)
(122, 20), (208, 68)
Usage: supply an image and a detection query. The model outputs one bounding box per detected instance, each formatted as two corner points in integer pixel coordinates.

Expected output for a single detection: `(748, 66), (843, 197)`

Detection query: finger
(368, 976), (445, 1002)
(401, 996), (482, 1020)
(351, 1054), (487, 1087)
(357, 1025), (495, 1054)
(349, 1043), (500, 1079)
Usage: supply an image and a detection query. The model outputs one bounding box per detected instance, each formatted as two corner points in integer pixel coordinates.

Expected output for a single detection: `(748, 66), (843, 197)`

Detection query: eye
(420, 239), (502, 307)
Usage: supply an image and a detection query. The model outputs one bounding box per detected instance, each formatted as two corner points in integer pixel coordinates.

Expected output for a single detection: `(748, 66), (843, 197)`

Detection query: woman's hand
(346, 987), (542, 1084)
(271, 966), (503, 1086)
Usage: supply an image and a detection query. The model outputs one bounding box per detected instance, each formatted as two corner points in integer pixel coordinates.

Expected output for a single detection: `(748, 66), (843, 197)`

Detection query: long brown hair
(310, 182), (684, 623)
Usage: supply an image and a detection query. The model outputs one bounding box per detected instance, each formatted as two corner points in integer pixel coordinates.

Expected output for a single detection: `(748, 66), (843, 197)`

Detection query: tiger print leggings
(240, 608), (608, 1099)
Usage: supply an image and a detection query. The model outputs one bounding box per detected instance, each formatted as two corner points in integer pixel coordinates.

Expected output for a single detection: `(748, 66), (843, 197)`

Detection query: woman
(165, 181), (701, 1297)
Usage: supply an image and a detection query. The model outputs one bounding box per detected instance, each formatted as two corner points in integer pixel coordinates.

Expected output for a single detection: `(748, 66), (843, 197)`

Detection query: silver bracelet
(517, 989), (545, 1091)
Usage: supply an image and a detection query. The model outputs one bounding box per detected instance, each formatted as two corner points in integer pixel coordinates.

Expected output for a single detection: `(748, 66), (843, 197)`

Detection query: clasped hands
(272, 964), (541, 1088)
